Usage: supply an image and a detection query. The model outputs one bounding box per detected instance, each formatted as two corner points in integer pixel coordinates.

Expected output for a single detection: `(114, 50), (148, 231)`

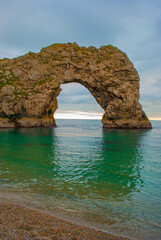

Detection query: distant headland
(0, 43), (151, 128)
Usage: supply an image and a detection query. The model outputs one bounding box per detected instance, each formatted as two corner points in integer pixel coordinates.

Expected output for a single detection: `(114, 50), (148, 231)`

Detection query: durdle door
(0, 43), (152, 128)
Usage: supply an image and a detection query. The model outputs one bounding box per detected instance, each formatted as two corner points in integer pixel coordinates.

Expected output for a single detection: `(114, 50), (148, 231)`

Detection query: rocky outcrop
(0, 43), (151, 128)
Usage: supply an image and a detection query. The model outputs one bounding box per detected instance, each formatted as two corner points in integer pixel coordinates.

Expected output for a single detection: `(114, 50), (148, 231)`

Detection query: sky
(0, 0), (161, 119)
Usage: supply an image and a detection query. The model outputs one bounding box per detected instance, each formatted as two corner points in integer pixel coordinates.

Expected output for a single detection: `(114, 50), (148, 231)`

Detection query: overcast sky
(0, 0), (161, 119)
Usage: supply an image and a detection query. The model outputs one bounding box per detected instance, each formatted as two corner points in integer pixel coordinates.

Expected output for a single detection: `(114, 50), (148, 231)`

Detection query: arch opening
(54, 83), (104, 122)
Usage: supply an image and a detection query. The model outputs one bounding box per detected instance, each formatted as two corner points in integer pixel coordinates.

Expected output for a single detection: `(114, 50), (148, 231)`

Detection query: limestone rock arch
(0, 43), (151, 128)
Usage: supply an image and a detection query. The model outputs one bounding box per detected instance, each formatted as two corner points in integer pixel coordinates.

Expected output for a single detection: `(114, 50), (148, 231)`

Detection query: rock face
(0, 43), (151, 128)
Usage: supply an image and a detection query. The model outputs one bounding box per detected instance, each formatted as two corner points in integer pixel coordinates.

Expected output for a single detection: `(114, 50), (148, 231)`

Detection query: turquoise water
(0, 120), (161, 239)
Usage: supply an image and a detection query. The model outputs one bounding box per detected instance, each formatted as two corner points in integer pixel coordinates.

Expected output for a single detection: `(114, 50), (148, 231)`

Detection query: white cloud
(54, 111), (103, 119)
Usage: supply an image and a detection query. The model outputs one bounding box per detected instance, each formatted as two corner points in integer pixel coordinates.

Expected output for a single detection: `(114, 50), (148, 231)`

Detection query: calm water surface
(0, 120), (161, 239)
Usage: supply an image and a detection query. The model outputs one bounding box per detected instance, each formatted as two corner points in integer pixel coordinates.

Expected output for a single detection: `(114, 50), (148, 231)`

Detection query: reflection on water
(100, 129), (146, 199)
(0, 120), (161, 239)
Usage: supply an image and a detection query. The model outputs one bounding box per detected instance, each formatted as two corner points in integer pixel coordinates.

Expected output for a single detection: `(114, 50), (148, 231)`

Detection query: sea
(0, 119), (161, 239)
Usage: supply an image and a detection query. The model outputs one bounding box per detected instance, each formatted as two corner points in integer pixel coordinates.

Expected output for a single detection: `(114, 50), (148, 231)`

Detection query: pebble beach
(0, 201), (130, 240)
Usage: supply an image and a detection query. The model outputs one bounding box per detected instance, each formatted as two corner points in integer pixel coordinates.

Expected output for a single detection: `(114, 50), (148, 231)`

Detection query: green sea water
(0, 120), (161, 239)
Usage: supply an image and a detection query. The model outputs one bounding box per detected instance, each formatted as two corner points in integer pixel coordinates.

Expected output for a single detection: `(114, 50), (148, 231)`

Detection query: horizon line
(54, 112), (161, 121)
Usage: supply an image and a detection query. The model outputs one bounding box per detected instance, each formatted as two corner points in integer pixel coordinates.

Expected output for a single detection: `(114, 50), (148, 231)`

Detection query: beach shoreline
(0, 201), (130, 240)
